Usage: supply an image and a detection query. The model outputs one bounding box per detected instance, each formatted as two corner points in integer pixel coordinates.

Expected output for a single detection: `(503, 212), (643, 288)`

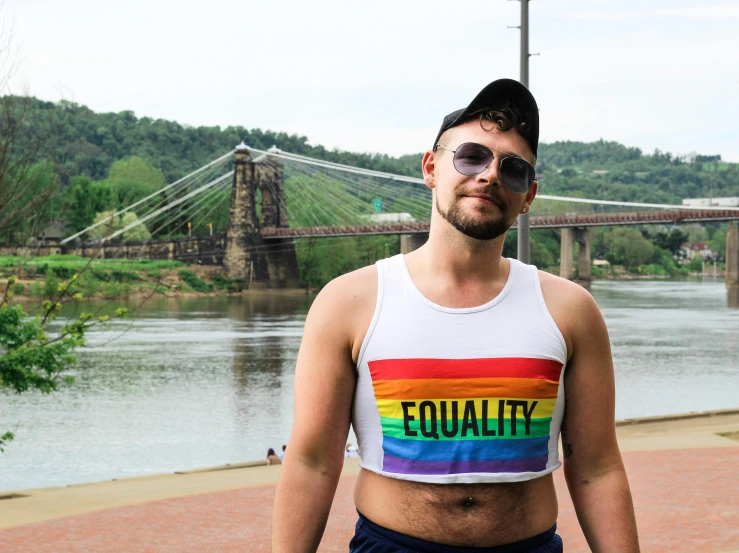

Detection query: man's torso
(342, 256), (576, 547)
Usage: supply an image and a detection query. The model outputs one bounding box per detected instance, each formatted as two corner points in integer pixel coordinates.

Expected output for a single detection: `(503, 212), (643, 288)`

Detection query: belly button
(462, 497), (475, 508)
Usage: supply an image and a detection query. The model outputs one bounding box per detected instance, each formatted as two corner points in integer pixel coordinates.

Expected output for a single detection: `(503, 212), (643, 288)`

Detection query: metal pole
(517, 0), (531, 264)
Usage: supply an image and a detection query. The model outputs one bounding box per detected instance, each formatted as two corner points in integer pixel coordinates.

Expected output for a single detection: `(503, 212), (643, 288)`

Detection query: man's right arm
(271, 269), (374, 553)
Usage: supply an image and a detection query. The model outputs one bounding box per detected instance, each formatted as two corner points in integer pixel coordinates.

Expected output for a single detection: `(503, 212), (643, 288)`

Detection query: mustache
(456, 188), (506, 208)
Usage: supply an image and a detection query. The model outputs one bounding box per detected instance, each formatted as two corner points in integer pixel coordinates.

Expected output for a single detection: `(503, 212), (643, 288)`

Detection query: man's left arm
(560, 286), (640, 552)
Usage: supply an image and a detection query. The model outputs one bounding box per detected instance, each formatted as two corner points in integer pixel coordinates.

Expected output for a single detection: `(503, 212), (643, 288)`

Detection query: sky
(3, 0), (739, 161)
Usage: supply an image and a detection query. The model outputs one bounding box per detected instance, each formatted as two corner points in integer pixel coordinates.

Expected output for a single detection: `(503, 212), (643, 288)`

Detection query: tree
(604, 228), (655, 269)
(651, 227), (688, 257)
(0, 272), (128, 451)
(60, 176), (112, 234)
(88, 210), (151, 241)
(0, 14), (66, 243)
(106, 156), (165, 209)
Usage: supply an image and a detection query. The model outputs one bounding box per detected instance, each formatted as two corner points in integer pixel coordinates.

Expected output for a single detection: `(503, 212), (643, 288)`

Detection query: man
(272, 79), (640, 552)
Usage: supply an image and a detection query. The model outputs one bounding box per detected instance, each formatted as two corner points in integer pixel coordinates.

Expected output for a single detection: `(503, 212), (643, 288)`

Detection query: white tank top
(352, 254), (568, 484)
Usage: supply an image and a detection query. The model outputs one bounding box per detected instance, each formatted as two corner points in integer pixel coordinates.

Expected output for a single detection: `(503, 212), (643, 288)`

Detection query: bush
(43, 269), (60, 298)
(212, 273), (239, 292)
(109, 270), (142, 283)
(51, 266), (76, 280)
(178, 270), (213, 292)
(12, 284), (25, 295)
(688, 257), (704, 272)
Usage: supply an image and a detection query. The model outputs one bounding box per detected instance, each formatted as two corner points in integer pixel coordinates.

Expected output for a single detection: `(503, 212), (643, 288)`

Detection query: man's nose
(475, 157), (502, 186)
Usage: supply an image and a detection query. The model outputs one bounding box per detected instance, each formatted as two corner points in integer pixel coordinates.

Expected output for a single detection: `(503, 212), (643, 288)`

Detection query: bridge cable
(61, 151), (233, 244)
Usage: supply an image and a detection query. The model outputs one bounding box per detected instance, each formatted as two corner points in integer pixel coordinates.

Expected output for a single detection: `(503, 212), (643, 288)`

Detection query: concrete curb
(174, 460), (267, 474)
(615, 408), (739, 426)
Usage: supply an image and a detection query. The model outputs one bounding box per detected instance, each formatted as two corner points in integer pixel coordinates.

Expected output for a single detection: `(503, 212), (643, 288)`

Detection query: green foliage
(178, 270), (213, 292)
(0, 255), (183, 273)
(60, 176), (112, 234)
(12, 284), (24, 295)
(708, 228), (727, 259)
(107, 156), (165, 188)
(212, 273), (239, 292)
(650, 228), (688, 256)
(43, 269), (61, 298)
(0, 265), (129, 451)
(604, 228), (655, 269)
(296, 236), (399, 288)
(681, 223), (708, 245)
(87, 210), (151, 241)
(688, 257), (704, 272)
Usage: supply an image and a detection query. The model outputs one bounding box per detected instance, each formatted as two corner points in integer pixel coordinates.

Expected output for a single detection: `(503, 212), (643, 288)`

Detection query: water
(1, 280), (737, 492)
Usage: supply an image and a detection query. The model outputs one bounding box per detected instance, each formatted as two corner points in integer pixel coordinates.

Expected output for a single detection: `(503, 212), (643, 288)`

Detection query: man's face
(428, 119), (537, 241)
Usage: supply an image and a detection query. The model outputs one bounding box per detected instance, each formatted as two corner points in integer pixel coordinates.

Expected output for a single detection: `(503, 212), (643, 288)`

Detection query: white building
(682, 197), (739, 208)
(368, 213), (415, 224)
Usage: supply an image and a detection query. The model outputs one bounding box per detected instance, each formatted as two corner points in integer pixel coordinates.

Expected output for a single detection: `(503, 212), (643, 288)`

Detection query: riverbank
(0, 255), (246, 301)
(1, 254), (728, 301)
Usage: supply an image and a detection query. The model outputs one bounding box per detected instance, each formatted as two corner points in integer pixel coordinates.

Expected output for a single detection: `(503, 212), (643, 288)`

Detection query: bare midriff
(354, 468), (558, 547)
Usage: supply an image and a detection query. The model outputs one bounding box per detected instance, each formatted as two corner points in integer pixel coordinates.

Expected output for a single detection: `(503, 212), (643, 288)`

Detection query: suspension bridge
(48, 143), (739, 288)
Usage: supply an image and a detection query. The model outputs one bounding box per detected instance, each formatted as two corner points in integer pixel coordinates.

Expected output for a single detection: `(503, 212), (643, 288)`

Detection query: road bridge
(52, 145), (739, 289)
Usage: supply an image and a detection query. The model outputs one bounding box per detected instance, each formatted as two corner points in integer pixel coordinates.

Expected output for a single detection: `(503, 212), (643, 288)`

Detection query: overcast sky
(3, 0), (739, 161)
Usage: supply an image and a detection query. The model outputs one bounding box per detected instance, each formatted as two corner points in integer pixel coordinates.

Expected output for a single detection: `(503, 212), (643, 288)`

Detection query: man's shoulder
(537, 269), (596, 310)
(536, 270), (603, 358)
(307, 265), (379, 360)
(308, 264), (378, 323)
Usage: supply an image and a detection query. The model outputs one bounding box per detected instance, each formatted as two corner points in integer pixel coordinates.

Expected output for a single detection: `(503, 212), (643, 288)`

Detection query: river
(1, 278), (737, 492)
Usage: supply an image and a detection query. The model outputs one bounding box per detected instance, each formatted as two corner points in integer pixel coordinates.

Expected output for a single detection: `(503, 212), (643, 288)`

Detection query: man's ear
(421, 150), (437, 189)
(524, 179), (538, 209)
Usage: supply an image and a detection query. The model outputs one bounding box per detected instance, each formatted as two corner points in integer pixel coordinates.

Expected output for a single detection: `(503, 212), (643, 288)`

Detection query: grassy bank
(1, 254), (726, 301)
(0, 255), (245, 300)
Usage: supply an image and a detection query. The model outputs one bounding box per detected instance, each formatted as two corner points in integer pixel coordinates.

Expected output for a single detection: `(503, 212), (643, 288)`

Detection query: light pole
(517, 0), (531, 264)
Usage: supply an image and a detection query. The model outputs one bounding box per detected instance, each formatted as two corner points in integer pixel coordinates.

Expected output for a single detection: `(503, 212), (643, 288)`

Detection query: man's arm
(272, 269), (374, 553)
(558, 282), (640, 552)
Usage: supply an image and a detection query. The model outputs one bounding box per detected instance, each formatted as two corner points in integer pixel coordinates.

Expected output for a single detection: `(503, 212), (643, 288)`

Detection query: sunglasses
(435, 142), (536, 194)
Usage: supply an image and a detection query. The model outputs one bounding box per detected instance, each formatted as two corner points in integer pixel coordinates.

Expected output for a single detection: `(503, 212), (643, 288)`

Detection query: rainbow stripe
(368, 358), (563, 476)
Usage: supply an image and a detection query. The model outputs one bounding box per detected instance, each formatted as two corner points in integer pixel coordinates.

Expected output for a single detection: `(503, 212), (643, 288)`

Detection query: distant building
(38, 221), (67, 240)
(681, 242), (717, 261)
(368, 213), (415, 224)
(682, 197), (739, 208)
(591, 169), (609, 175)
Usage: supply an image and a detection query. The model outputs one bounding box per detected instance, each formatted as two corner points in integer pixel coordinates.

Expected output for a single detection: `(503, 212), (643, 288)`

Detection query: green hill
(1, 96), (736, 284)
(13, 96), (738, 204)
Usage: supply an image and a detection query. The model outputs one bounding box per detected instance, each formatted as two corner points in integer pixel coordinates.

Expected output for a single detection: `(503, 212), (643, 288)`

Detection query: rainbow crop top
(351, 255), (568, 484)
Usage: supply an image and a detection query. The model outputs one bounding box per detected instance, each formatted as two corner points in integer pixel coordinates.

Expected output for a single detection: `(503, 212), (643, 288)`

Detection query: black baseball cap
(432, 78), (539, 159)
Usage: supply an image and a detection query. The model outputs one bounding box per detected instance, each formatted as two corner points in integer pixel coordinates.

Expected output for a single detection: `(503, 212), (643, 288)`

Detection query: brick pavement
(2, 447), (738, 553)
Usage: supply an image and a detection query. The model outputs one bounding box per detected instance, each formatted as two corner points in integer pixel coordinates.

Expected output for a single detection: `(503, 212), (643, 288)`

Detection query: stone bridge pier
(560, 227), (591, 284)
(223, 145), (301, 288)
(400, 233), (428, 254)
(727, 222), (738, 289)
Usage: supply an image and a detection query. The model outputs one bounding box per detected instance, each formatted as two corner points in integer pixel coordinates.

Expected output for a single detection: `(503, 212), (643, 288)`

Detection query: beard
(435, 192), (511, 241)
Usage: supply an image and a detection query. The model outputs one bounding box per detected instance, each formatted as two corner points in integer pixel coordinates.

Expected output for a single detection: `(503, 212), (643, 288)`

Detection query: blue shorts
(349, 511), (563, 553)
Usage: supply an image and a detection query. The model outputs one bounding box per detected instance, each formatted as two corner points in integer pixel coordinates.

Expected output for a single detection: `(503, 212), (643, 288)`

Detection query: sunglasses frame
(434, 142), (537, 193)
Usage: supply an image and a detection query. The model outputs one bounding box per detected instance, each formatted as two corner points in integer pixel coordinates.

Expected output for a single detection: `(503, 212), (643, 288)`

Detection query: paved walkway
(2, 413), (738, 552)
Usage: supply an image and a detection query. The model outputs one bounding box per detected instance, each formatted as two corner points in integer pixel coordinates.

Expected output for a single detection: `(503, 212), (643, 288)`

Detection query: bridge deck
(260, 209), (739, 238)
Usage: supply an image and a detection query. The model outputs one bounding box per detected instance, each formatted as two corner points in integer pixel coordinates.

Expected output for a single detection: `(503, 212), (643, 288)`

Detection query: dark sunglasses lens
(453, 143), (493, 176)
(500, 157), (535, 193)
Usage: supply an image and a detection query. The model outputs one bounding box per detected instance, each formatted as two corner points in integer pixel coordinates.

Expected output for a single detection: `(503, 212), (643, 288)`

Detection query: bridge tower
(223, 144), (301, 287)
